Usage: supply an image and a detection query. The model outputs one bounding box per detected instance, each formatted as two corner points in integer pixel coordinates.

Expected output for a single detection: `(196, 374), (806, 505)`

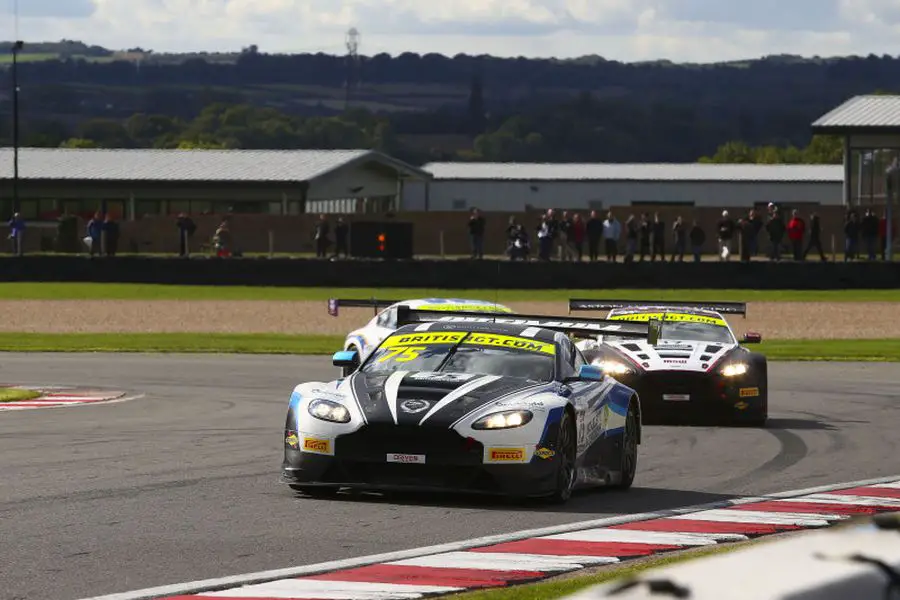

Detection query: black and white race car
(281, 307), (654, 504)
(569, 299), (767, 427)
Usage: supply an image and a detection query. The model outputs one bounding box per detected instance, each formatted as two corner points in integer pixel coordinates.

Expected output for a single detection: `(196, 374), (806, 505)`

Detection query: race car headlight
(472, 410), (533, 430)
(596, 360), (633, 375)
(308, 399), (351, 423)
(721, 363), (749, 377)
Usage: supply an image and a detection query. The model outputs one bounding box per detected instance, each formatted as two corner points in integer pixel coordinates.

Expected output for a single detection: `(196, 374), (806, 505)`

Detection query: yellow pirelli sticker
(302, 436), (331, 454)
(464, 333), (555, 354)
(739, 387), (759, 397)
(488, 447), (526, 461)
(381, 332), (467, 347)
(610, 312), (727, 326)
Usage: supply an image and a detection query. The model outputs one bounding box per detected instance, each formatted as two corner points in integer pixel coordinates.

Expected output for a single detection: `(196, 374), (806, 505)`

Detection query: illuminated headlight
(597, 360), (633, 375)
(308, 399), (351, 423)
(721, 363), (749, 377)
(472, 410), (533, 430)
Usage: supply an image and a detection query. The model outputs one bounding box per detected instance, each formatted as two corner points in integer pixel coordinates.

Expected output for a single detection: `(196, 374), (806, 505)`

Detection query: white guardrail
(565, 512), (900, 600)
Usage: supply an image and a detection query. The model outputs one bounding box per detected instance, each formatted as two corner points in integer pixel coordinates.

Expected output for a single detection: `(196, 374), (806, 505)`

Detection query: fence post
(831, 233), (836, 262)
(268, 230), (274, 258)
(101, 230), (107, 256)
(15, 230), (23, 256)
(439, 230), (445, 258)
(182, 229), (190, 258)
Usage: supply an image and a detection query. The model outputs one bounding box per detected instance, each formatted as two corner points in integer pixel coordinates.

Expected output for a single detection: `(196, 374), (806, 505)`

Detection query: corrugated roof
(422, 162), (843, 182)
(812, 95), (900, 129)
(0, 148), (428, 181)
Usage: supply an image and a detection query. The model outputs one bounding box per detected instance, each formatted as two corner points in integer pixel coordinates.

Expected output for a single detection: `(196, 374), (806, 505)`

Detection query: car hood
(339, 370), (549, 428)
(605, 340), (736, 372)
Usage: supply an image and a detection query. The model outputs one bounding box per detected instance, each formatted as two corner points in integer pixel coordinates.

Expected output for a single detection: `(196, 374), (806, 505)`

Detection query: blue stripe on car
(539, 406), (565, 446)
(289, 391), (302, 429)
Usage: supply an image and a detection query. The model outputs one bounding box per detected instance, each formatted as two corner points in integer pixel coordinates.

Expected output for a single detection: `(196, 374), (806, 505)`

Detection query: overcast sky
(4, 0), (900, 62)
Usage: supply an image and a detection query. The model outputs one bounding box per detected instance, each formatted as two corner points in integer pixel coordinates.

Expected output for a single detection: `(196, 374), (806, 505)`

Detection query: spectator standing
(747, 208), (763, 257)
(314, 214), (330, 258)
(333, 217), (349, 258)
(787, 209), (806, 261)
(571, 213), (585, 261)
(507, 221), (529, 260)
(689, 220), (705, 262)
(844, 211), (860, 261)
(638, 213), (650, 261)
(624, 214), (638, 263)
(766, 208), (785, 260)
(467, 208), (485, 259)
(102, 214), (119, 257)
(176, 213), (196, 257)
(738, 216), (754, 262)
(602, 211), (621, 262)
(861, 208), (879, 261)
(213, 219), (232, 257)
(7, 212), (25, 255)
(717, 210), (735, 261)
(671, 216), (686, 261)
(86, 212), (103, 257)
(558, 211), (574, 260)
(586, 210), (602, 261)
(880, 211), (897, 260)
(536, 214), (552, 260)
(651, 212), (666, 261)
(804, 212), (827, 262)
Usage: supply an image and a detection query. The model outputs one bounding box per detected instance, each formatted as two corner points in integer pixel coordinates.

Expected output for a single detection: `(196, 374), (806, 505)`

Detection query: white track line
(202, 579), (460, 599)
(78, 473), (900, 600)
(0, 393), (143, 411)
(387, 551), (618, 571)
(541, 529), (719, 546)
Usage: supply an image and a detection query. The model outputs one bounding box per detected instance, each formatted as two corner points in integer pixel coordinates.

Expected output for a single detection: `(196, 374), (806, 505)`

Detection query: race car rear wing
(395, 306), (661, 343)
(568, 298), (747, 318)
(327, 298), (401, 317)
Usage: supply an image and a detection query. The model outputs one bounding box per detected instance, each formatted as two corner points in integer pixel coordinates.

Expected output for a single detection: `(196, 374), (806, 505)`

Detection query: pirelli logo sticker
(739, 387), (759, 397)
(302, 436), (332, 455)
(381, 332), (467, 347)
(487, 447), (527, 462)
(610, 312), (727, 326)
(465, 334), (555, 354)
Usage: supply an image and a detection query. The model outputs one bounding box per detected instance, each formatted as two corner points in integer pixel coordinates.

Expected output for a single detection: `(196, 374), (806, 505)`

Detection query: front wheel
(612, 401), (638, 489)
(547, 410), (577, 504)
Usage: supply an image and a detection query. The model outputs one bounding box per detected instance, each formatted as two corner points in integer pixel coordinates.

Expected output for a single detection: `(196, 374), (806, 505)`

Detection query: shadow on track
(289, 485), (738, 515)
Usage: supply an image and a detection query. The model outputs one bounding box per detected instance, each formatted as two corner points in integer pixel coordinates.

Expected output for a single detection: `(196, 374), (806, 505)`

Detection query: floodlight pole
(11, 40), (23, 215)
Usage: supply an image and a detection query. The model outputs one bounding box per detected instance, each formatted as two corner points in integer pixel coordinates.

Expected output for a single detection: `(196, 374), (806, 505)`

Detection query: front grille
(336, 424), (484, 465)
(635, 371), (717, 402)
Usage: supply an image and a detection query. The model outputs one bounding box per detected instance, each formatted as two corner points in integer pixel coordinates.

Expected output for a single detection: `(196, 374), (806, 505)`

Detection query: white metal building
(401, 162), (843, 211)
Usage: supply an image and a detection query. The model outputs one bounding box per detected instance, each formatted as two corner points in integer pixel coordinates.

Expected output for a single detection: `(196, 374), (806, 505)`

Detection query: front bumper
(281, 423), (558, 497)
(620, 371), (764, 424)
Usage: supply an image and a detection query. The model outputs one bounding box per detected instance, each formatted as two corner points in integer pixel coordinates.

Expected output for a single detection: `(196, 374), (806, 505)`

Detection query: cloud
(6, 0), (900, 62)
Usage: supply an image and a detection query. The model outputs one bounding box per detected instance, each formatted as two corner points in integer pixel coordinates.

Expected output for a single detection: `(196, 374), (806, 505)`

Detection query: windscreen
(609, 311), (735, 344)
(362, 331), (556, 381)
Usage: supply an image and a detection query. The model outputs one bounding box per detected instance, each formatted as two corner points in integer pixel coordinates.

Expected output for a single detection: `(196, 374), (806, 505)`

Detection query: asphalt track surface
(2, 354), (899, 600)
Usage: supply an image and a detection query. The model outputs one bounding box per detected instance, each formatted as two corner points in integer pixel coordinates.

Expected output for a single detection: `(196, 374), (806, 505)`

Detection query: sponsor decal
(387, 453), (426, 464)
(381, 332), (467, 347)
(610, 312), (727, 326)
(464, 333), (555, 355)
(399, 399), (430, 414)
(735, 401), (749, 410)
(407, 372), (476, 382)
(663, 393), (691, 401)
(534, 447), (555, 459)
(663, 359), (688, 364)
(302, 436), (331, 454)
(739, 387), (759, 397)
(285, 433), (299, 448)
(488, 447), (526, 461)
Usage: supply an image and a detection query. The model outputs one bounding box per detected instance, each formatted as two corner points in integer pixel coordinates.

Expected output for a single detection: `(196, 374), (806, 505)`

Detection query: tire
(547, 410), (577, 504)
(289, 485), (340, 498)
(612, 400), (638, 489)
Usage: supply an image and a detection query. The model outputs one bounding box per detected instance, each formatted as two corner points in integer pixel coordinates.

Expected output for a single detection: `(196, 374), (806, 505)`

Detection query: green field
(0, 283), (898, 302)
(0, 333), (897, 361)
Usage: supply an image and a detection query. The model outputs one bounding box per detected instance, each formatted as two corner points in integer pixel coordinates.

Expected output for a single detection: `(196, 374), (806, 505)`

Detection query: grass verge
(0, 334), (898, 361)
(0, 388), (42, 402)
(445, 542), (744, 600)
(0, 283), (899, 302)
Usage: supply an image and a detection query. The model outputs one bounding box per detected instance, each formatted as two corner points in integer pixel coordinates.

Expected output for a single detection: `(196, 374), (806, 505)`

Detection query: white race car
(328, 297), (514, 374)
(568, 299), (767, 426)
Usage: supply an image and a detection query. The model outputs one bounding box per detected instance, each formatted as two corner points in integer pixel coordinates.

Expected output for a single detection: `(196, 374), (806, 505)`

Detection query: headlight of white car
(472, 410), (533, 430)
(721, 363), (749, 377)
(308, 398), (351, 423)
(596, 360), (633, 375)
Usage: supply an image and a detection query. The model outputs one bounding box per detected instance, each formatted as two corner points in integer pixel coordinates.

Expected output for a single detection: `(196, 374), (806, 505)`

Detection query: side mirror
(743, 332), (762, 344)
(332, 350), (359, 368)
(567, 364), (605, 383)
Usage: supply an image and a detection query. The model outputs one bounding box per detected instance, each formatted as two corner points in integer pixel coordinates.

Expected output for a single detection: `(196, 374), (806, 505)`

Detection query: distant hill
(0, 40), (891, 164)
